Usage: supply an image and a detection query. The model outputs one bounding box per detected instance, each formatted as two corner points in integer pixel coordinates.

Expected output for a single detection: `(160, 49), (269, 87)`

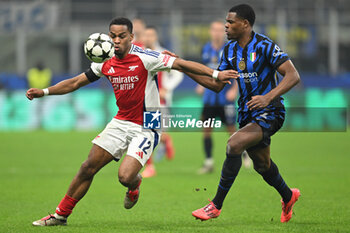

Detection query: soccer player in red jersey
(27, 17), (238, 226)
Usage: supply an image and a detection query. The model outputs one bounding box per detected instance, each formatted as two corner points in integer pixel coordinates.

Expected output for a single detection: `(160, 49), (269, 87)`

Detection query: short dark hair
(109, 17), (133, 33)
(229, 4), (255, 26)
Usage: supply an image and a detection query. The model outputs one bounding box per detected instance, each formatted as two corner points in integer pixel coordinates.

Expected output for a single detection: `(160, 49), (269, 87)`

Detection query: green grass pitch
(0, 130), (349, 233)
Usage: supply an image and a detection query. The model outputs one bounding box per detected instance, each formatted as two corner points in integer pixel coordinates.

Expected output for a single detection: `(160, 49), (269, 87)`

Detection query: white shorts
(92, 118), (160, 166)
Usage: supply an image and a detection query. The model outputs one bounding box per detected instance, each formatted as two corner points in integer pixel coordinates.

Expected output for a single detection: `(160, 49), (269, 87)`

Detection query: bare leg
(119, 155), (143, 209)
(118, 155), (143, 189)
(67, 144), (114, 200)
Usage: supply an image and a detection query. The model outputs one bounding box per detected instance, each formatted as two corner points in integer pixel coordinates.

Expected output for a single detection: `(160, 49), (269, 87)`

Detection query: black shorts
(202, 104), (236, 126)
(238, 108), (285, 150)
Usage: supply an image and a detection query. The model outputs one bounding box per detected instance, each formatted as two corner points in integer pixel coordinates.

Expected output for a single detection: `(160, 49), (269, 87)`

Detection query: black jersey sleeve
(264, 41), (290, 70)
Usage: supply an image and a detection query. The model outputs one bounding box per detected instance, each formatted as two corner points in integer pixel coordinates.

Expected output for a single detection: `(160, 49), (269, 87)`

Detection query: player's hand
(26, 88), (44, 100)
(162, 50), (179, 58)
(217, 70), (239, 84)
(246, 95), (272, 110)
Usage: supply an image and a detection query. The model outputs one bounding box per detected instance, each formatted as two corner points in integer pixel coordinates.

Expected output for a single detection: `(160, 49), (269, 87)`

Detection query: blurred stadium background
(0, 0), (349, 130)
(0, 1), (349, 232)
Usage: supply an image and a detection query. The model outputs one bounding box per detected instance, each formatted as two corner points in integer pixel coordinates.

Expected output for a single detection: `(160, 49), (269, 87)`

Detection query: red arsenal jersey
(90, 45), (176, 125)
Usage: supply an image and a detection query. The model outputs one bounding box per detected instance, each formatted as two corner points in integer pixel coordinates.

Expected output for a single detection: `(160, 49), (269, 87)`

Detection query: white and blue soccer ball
(84, 33), (114, 63)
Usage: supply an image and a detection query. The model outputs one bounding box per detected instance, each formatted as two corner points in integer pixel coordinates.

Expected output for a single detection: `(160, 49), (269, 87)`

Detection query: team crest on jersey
(128, 65), (138, 71)
(238, 59), (246, 70)
(250, 52), (256, 62)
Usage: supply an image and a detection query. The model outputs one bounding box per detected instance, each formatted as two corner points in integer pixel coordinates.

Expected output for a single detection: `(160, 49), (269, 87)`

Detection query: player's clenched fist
(218, 70), (239, 84)
(26, 88), (44, 100)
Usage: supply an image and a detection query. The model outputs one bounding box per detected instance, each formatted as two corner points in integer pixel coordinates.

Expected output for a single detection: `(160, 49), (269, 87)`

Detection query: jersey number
(138, 137), (151, 154)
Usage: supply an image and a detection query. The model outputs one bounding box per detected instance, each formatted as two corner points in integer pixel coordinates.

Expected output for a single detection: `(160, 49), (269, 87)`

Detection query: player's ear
(243, 19), (250, 28)
(130, 33), (134, 42)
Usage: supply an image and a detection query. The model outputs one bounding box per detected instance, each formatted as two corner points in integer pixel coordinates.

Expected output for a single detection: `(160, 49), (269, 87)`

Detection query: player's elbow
(213, 86), (222, 93)
(206, 84), (221, 93)
(286, 69), (300, 87)
(213, 82), (225, 93)
(293, 71), (301, 86)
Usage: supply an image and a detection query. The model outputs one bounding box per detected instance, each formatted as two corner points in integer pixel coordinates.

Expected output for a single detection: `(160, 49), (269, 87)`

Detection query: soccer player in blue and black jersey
(185, 4), (301, 222)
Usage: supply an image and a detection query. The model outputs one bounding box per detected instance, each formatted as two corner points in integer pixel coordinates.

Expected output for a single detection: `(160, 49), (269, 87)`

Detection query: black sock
(204, 137), (212, 159)
(259, 160), (292, 203)
(212, 154), (242, 209)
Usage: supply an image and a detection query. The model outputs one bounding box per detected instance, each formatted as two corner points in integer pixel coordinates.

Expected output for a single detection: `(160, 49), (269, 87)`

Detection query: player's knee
(79, 161), (98, 179)
(226, 138), (244, 155)
(118, 172), (133, 187)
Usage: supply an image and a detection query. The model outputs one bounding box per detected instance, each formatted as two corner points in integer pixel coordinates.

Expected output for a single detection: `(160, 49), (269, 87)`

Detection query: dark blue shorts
(202, 104), (236, 126)
(238, 108), (285, 149)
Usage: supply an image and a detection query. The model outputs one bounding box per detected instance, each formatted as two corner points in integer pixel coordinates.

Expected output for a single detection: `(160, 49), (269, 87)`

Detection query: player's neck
(115, 45), (132, 59)
(237, 30), (253, 48)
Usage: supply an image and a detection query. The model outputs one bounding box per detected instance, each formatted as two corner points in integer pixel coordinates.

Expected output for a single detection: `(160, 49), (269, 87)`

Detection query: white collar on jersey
(129, 44), (135, 54)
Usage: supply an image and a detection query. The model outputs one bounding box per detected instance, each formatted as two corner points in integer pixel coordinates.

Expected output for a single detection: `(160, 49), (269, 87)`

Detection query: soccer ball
(84, 33), (114, 63)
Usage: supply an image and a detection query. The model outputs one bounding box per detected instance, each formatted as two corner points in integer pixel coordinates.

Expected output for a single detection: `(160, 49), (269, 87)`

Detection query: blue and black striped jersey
(218, 31), (289, 112)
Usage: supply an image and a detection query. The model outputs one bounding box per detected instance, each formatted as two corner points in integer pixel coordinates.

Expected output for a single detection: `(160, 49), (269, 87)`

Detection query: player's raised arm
(26, 73), (91, 100)
(171, 58), (239, 93)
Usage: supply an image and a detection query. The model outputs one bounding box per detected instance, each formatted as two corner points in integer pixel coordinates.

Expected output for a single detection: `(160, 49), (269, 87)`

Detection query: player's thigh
(227, 122), (263, 153)
(247, 146), (271, 171)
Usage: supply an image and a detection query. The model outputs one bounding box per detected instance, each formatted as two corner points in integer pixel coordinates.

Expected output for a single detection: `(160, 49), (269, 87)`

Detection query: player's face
(109, 24), (134, 58)
(225, 12), (247, 40)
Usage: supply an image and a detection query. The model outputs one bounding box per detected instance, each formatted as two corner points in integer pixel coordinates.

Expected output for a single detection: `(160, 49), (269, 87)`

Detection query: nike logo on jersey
(228, 56), (235, 61)
(108, 67), (115, 74)
(128, 65), (138, 71)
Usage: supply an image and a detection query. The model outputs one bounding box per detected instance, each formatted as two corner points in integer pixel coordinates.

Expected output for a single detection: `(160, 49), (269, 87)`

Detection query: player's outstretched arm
(171, 58), (239, 93)
(183, 71), (226, 93)
(26, 73), (90, 100)
(247, 60), (300, 110)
